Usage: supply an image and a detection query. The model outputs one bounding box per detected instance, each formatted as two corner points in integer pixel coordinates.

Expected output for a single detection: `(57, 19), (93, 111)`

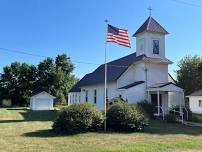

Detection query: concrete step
(182, 121), (202, 127)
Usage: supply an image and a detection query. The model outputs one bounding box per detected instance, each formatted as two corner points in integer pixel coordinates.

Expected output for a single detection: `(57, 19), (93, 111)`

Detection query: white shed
(30, 91), (55, 111)
(187, 90), (202, 114)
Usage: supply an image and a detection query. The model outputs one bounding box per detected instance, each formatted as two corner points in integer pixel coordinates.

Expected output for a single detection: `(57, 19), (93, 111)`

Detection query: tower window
(153, 40), (159, 54)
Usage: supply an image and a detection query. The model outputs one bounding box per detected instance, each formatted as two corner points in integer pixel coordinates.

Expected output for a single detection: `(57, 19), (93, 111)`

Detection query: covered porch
(147, 82), (187, 121)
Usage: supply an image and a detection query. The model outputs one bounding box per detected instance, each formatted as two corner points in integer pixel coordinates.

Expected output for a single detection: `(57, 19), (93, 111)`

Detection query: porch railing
(154, 106), (188, 123)
(155, 106), (165, 120)
(166, 107), (184, 123)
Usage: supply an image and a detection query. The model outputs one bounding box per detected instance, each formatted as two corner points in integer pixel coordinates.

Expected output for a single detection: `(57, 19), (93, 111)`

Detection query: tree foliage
(0, 54), (78, 106)
(176, 55), (202, 95)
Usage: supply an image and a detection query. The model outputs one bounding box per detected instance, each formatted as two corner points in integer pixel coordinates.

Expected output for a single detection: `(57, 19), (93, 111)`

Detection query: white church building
(68, 16), (185, 116)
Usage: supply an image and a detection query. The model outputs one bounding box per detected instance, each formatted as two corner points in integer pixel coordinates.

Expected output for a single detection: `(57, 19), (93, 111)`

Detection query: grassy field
(192, 113), (202, 123)
(1, 108), (202, 152)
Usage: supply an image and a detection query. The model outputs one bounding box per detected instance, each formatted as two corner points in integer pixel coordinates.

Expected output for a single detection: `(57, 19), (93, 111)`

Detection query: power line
(169, 0), (202, 9)
(0, 47), (49, 58)
(0, 47), (128, 68)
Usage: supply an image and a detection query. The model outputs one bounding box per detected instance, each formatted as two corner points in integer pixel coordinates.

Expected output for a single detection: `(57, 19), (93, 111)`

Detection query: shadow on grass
(6, 108), (28, 111)
(22, 121), (202, 138)
(144, 120), (202, 136)
(23, 129), (86, 138)
(0, 120), (26, 123)
(19, 110), (58, 121)
(0, 110), (58, 123)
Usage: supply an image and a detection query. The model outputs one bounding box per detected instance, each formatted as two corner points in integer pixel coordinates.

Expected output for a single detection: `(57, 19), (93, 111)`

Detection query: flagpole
(104, 19), (108, 132)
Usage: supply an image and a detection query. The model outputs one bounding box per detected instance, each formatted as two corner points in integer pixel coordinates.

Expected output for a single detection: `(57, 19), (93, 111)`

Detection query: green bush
(136, 101), (154, 118)
(107, 102), (147, 132)
(52, 103), (103, 133)
(55, 92), (66, 105)
(1, 99), (12, 107)
(169, 105), (192, 121)
(166, 113), (176, 123)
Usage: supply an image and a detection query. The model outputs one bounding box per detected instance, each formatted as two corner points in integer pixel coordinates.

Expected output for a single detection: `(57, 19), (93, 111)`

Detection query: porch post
(157, 91), (160, 115)
(147, 91), (150, 103)
(179, 92), (182, 114)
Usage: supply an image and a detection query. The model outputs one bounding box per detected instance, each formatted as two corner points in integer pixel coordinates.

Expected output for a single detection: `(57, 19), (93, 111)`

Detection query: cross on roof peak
(148, 6), (152, 16)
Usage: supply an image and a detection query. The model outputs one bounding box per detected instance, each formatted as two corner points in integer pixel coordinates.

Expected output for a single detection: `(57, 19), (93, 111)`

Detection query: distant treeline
(0, 54), (78, 106)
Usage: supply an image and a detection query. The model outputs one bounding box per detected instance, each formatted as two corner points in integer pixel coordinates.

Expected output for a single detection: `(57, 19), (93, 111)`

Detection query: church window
(85, 90), (88, 102)
(153, 40), (159, 54)
(94, 89), (97, 104)
(199, 100), (202, 107)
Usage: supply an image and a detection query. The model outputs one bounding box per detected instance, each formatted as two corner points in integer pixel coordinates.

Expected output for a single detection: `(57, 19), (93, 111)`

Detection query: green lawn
(192, 113), (202, 123)
(1, 108), (202, 152)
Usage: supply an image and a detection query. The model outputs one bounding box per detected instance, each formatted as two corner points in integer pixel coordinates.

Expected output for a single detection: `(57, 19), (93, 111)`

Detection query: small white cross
(148, 6), (152, 16)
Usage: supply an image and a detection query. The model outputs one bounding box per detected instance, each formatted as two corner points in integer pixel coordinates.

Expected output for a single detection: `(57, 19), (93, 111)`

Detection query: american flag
(107, 24), (131, 48)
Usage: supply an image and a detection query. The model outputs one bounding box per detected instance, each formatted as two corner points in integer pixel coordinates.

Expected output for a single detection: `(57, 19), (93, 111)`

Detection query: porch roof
(147, 82), (183, 92)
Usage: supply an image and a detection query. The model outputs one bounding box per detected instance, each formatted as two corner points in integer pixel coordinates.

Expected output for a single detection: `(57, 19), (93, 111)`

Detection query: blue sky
(0, 0), (202, 79)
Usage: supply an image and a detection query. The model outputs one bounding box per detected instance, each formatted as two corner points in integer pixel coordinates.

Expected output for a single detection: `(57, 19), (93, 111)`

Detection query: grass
(191, 113), (202, 123)
(0, 108), (202, 152)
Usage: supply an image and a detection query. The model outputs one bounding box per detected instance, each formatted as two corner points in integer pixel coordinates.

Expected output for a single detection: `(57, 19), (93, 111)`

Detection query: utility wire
(169, 0), (202, 9)
(0, 47), (49, 58)
(0, 47), (128, 68)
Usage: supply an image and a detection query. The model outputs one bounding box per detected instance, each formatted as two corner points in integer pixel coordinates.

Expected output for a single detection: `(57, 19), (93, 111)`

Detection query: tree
(176, 55), (202, 95)
(55, 54), (74, 75)
(33, 57), (55, 94)
(0, 53), (78, 106)
(0, 62), (37, 105)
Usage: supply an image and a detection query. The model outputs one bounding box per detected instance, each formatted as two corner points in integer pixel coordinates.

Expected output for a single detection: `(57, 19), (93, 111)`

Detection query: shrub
(166, 113), (176, 123)
(136, 101), (154, 118)
(169, 105), (192, 121)
(55, 92), (66, 105)
(107, 102), (147, 132)
(1, 99), (12, 107)
(52, 103), (103, 133)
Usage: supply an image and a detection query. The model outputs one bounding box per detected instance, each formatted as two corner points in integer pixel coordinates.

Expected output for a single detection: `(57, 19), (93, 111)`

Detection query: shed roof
(188, 90), (202, 96)
(30, 91), (55, 99)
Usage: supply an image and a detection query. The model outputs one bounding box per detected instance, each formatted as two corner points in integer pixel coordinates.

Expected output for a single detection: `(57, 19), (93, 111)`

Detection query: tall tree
(0, 62), (37, 105)
(55, 54), (74, 74)
(177, 55), (202, 95)
(34, 57), (55, 94)
(0, 54), (78, 106)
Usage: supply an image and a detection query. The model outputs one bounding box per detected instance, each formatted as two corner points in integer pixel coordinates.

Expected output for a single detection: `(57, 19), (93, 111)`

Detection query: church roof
(69, 53), (173, 92)
(118, 81), (145, 89)
(133, 16), (169, 36)
(69, 53), (145, 92)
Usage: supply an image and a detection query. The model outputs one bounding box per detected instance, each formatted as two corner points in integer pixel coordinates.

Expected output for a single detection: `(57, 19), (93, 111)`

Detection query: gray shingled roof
(133, 16), (169, 36)
(188, 90), (202, 96)
(69, 52), (173, 92)
(69, 53), (146, 92)
(118, 81), (144, 89)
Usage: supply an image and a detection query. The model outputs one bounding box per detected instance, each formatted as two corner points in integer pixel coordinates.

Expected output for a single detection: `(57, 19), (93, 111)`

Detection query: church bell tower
(133, 16), (169, 58)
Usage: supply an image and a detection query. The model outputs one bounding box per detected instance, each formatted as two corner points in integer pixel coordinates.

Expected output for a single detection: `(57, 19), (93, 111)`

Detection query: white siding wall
(30, 93), (54, 110)
(146, 63), (168, 86)
(168, 74), (176, 83)
(121, 83), (146, 103)
(189, 96), (202, 114)
(117, 62), (146, 88)
(136, 32), (165, 58)
(168, 92), (179, 107)
(80, 82), (117, 109)
(68, 92), (81, 105)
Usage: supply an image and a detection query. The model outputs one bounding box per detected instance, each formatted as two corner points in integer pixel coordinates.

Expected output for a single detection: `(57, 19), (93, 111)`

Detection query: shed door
(35, 98), (51, 110)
